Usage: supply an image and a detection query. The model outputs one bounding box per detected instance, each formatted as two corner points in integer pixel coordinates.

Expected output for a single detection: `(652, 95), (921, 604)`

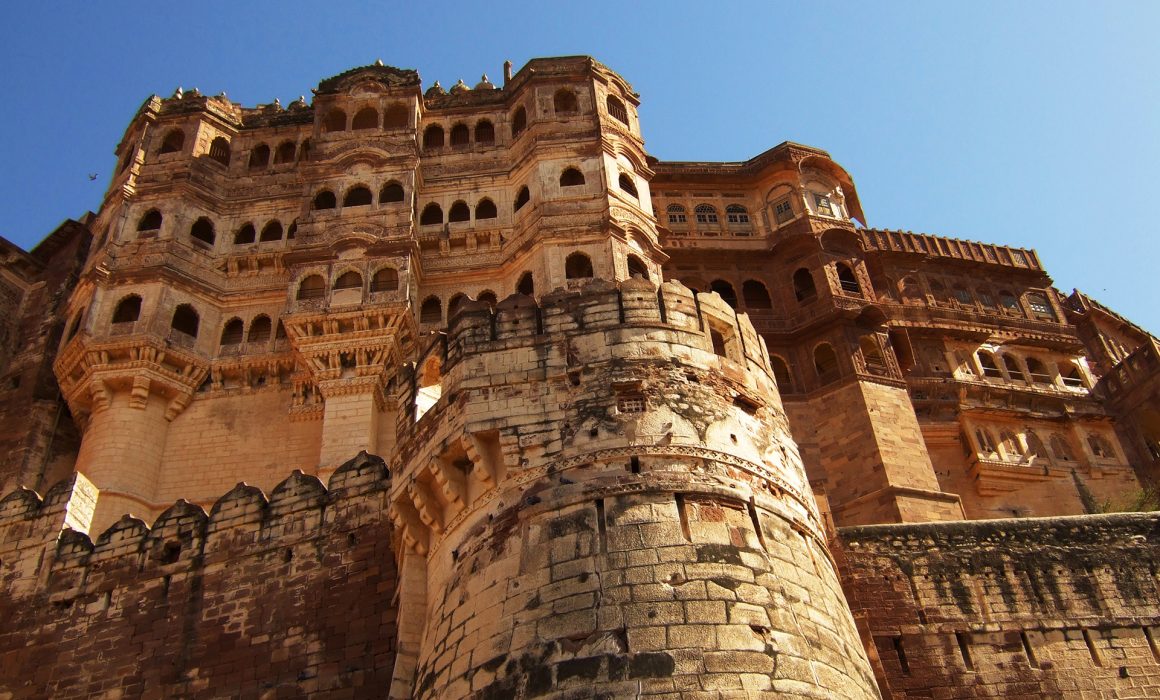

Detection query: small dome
(474, 74), (496, 91)
(289, 95), (307, 110)
(425, 80), (446, 98)
(449, 79), (470, 94)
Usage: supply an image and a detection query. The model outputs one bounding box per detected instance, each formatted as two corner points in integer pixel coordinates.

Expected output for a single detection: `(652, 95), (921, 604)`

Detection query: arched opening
(190, 217), (216, 246)
(860, 336), (887, 375)
(710, 280), (738, 308)
(977, 351), (1003, 378)
(618, 173), (638, 198)
(370, 267), (399, 292)
(998, 290), (1021, 312)
(725, 204), (750, 224)
(514, 186), (530, 212)
(998, 431), (1022, 461)
(511, 106), (527, 137)
(448, 294), (468, 319)
(1059, 362), (1086, 388)
(324, 109), (347, 133)
(560, 168), (585, 187)
(929, 280), (948, 304)
(900, 277), (924, 304)
(1051, 434), (1075, 461)
(1088, 434), (1113, 459)
(710, 329), (728, 358)
(606, 95), (629, 125)
(343, 186), (373, 207)
(379, 181), (405, 203)
(234, 224), (256, 245)
(171, 304), (200, 337)
(814, 344), (839, 383)
(793, 268), (817, 303)
(476, 198), (497, 220)
(771, 355), (794, 393)
(694, 204), (718, 224)
(565, 252), (594, 279)
(208, 137), (231, 166)
(742, 280), (772, 309)
(975, 429), (998, 455)
(836, 264), (861, 295)
(259, 221), (283, 242)
(351, 107), (378, 130)
(248, 144), (270, 170)
(553, 89), (578, 114)
(627, 254), (649, 280)
(1025, 357), (1051, 384)
(287, 221), (297, 239)
(334, 271), (363, 290)
(667, 204), (687, 225)
(448, 201), (470, 223)
(313, 190), (337, 210)
(276, 321), (287, 340)
(112, 295), (142, 324)
(1025, 431), (1048, 461)
(478, 290), (497, 306)
(976, 288), (996, 308)
(159, 129), (185, 154)
(449, 123), (470, 147)
(475, 120), (495, 144)
(274, 141), (296, 164)
(66, 313), (83, 341)
(298, 139), (311, 162)
(220, 318), (244, 346)
(383, 103), (409, 128)
(248, 315), (272, 343)
(953, 284), (974, 305)
(423, 124), (444, 149)
(517, 272), (534, 296)
(297, 275), (326, 300)
(419, 297), (442, 324)
(1001, 355), (1025, 382)
(137, 210), (163, 232)
(416, 355), (442, 419)
(1026, 293), (1057, 321)
(419, 203), (443, 225)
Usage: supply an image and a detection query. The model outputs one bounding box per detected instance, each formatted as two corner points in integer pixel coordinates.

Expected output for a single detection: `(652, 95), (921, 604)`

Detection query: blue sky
(2, 1), (1157, 332)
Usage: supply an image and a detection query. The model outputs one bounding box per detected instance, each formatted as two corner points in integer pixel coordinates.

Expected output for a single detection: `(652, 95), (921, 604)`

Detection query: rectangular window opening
(892, 636), (911, 675)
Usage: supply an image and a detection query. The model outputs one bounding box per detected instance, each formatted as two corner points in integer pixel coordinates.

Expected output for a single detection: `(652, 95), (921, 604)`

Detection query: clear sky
(2, 1), (1156, 332)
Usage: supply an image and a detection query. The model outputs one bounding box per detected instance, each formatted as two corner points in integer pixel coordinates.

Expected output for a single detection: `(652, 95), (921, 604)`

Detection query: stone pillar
(318, 379), (383, 476)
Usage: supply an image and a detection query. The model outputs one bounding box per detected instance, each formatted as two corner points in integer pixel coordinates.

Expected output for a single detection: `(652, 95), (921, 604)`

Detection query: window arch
(298, 139), (311, 162)
(476, 198), (497, 220)
(112, 295), (142, 324)
(953, 284), (974, 305)
(1050, 434), (1075, 461)
(448, 293), (468, 319)
(560, 167), (585, 187)
(1001, 355), (1025, 382)
(900, 277), (924, 304)
(553, 89), (578, 114)
(420, 203), (443, 225)
(383, 103), (409, 128)
(208, 137), (231, 166)
(248, 315), (272, 343)
(220, 318), (244, 346)
(159, 129), (185, 154)
(248, 144), (270, 170)
(618, 173), (638, 198)
(1025, 357), (1051, 384)
(478, 290), (498, 306)
(836, 263), (861, 295)
(998, 431), (1022, 461)
(627, 254), (649, 280)
(606, 95), (629, 125)
(1059, 361), (1086, 388)
(694, 204), (718, 224)
(313, 190), (337, 210)
(343, 186), (373, 207)
(771, 355), (794, 393)
(449, 123), (470, 147)
(351, 107), (378, 130)
(975, 428), (998, 455)
(274, 141), (296, 164)
(514, 186), (530, 212)
(709, 280), (738, 308)
(137, 210), (163, 232)
(324, 109), (347, 133)
(379, 181), (405, 203)
(171, 304), (200, 337)
(1088, 434), (1113, 459)
(725, 204), (750, 224)
(667, 204), (687, 225)
(928, 280), (948, 303)
(1025, 431), (1048, 460)
(297, 275), (326, 300)
(976, 288), (996, 308)
(334, 271), (363, 290)
(259, 221), (283, 242)
(517, 272), (534, 296)
(977, 351), (1003, 378)
(475, 120), (495, 144)
(423, 124), (444, 149)
(860, 336), (887, 374)
(1026, 293), (1056, 321)
(793, 268), (817, 302)
(419, 297), (442, 324)
(234, 223), (256, 245)
(448, 201), (470, 223)
(565, 252), (594, 279)
(511, 106), (527, 137)
(190, 217), (216, 246)
(998, 290), (1021, 312)
(814, 344), (839, 383)
(742, 280), (772, 309)
(370, 267), (399, 292)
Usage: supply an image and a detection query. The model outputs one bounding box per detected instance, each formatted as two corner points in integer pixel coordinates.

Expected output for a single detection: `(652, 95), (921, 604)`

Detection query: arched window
(248, 315), (272, 343)
(159, 129), (185, 154)
(928, 280), (948, 303)
(1059, 362), (1086, 388)
(1025, 431), (1048, 460)
(565, 252), (594, 279)
(343, 186), (373, 207)
(975, 429), (998, 455)
(517, 272), (534, 296)
(259, 221), (283, 242)
(725, 205), (750, 224)
(478, 291), (498, 306)
(450, 124), (470, 147)
(208, 137), (231, 166)
(420, 203), (443, 225)
(814, 344), (839, 383)
(448, 201), (470, 223)
(137, 210), (163, 232)
(297, 275), (326, 300)
(627, 254), (649, 280)
(560, 168), (585, 187)
(171, 304), (200, 337)
(1050, 434), (1075, 461)
(448, 294), (467, 318)
(1026, 293), (1056, 321)
(370, 267), (399, 292)
(475, 120), (495, 144)
(351, 107), (378, 130)
(742, 280), (772, 309)
(900, 277), (924, 304)
(423, 125), (444, 149)
(553, 89), (578, 114)
(710, 280), (738, 308)
(511, 106), (527, 137)
(220, 318), (244, 346)
(667, 204), (687, 224)
(476, 198), (497, 220)
(618, 173), (638, 199)
(793, 268), (817, 302)
(976, 288), (995, 308)
(274, 141), (296, 164)
(324, 109), (347, 133)
(953, 284), (974, 305)
(248, 144), (270, 170)
(1088, 434), (1113, 459)
(514, 186), (530, 212)
(334, 271), (363, 290)
(836, 264), (861, 295)
(383, 103), (409, 128)
(1025, 357), (1051, 384)
(771, 356), (794, 393)
(860, 336), (887, 375)
(234, 223), (256, 245)
(190, 217), (216, 246)
(298, 139), (311, 162)
(313, 190), (337, 210)
(977, 351), (1003, 378)
(694, 204), (718, 224)
(420, 297), (442, 324)
(287, 221), (297, 239)
(998, 431), (1022, 461)
(379, 181), (405, 203)
(998, 290), (1020, 312)
(606, 95), (629, 125)
(1000, 355), (1024, 382)
(66, 313), (83, 341)
(112, 295), (142, 323)
(276, 320), (287, 339)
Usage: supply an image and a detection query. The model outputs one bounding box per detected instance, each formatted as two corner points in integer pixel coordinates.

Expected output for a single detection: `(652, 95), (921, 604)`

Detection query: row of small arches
(136, 211), (296, 246)
(972, 427), (1113, 465)
(248, 140), (310, 169)
(312, 182), (405, 210)
(322, 104), (410, 133)
(894, 278), (1056, 320)
(974, 350), (1086, 388)
(296, 268), (401, 300)
(666, 204), (751, 226)
(111, 295), (201, 338)
(219, 314), (287, 346)
(767, 338), (885, 393)
(686, 265), (861, 311)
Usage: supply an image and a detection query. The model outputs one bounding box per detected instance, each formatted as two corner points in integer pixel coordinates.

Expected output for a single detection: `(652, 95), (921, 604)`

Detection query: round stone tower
(387, 277), (880, 699)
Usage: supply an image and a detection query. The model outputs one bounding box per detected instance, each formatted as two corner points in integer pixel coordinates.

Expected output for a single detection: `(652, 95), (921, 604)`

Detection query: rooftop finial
(375, 59), (384, 66)
(173, 86), (183, 99)
(503, 60), (513, 84)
